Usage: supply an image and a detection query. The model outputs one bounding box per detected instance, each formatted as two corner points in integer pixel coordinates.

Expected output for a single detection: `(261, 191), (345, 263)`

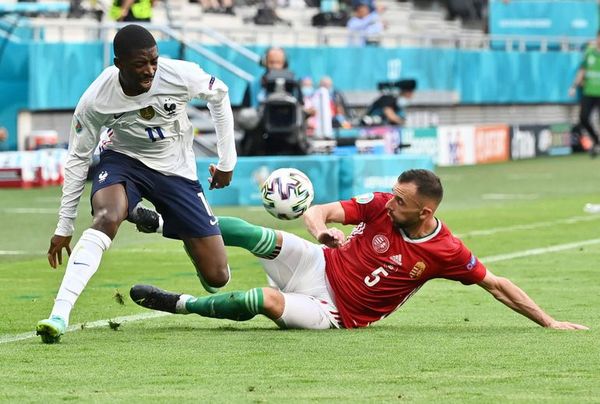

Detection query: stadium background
(0, 0), (597, 200)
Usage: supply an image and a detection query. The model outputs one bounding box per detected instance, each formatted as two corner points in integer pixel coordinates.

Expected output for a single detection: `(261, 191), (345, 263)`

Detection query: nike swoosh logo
(73, 261), (90, 266)
(113, 113), (125, 119)
(210, 218), (218, 225)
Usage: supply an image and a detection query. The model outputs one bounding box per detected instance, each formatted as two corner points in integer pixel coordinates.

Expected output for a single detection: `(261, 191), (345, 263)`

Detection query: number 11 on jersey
(145, 127), (165, 142)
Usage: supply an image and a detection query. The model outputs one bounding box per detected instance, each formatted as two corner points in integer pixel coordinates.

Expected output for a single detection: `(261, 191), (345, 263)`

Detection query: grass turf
(1, 154), (599, 402)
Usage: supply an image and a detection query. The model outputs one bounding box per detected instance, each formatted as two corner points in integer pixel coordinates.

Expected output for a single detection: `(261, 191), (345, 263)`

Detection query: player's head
(113, 25), (158, 96)
(263, 47), (288, 71)
(385, 169), (443, 228)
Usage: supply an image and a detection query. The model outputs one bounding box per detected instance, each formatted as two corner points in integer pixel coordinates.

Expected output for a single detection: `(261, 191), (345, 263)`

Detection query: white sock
(175, 294), (194, 314)
(50, 228), (112, 325)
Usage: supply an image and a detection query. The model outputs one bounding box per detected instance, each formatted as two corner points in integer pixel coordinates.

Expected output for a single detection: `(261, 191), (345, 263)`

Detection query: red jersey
(324, 192), (487, 328)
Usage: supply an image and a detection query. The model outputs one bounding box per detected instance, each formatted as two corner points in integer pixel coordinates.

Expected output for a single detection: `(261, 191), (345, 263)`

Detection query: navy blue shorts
(90, 150), (220, 240)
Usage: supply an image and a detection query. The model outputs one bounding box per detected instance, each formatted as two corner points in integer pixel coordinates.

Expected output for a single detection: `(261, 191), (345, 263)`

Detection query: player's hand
(547, 320), (589, 330)
(568, 86), (577, 97)
(208, 164), (233, 190)
(317, 228), (346, 248)
(47, 234), (72, 269)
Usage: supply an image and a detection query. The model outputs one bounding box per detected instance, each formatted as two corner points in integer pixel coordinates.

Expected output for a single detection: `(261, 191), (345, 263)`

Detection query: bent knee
(92, 208), (126, 237)
(200, 265), (231, 288)
(261, 287), (285, 318)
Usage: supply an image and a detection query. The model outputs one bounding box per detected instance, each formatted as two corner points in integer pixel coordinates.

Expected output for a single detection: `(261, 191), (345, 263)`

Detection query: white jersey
(56, 57), (236, 236)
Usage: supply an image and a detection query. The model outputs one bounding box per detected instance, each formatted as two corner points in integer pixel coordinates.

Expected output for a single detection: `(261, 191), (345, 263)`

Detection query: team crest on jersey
(98, 170), (108, 183)
(354, 193), (374, 204)
(409, 261), (426, 279)
(139, 106), (155, 120)
(372, 234), (390, 254)
(163, 98), (176, 115)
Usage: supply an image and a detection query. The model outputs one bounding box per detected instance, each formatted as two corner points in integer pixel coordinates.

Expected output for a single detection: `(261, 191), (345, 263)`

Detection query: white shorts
(260, 231), (341, 330)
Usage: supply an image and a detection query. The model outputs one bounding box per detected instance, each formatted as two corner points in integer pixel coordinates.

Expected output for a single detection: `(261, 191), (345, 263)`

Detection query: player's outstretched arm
(303, 202), (346, 248)
(477, 271), (589, 330)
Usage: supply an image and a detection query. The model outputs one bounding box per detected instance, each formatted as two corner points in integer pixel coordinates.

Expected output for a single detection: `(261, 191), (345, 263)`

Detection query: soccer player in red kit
(131, 169), (588, 331)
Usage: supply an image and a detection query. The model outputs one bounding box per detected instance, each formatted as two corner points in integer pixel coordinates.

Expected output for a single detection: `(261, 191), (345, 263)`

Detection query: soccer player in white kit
(36, 24), (237, 343)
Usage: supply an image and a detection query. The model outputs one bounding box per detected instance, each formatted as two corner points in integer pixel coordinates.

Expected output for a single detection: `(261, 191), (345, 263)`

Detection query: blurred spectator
(318, 76), (351, 128)
(363, 79), (416, 126)
(300, 77), (317, 135)
(300, 76), (315, 99)
(0, 127), (7, 142)
(569, 33), (600, 157)
(347, 2), (383, 46)
(110, 0), (153, 22)
(311, 82), (334, 138)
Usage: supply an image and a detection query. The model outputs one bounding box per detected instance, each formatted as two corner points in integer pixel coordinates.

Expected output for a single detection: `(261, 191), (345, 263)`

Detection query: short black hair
(398, 169), (443, 204)
(398, 79), (417, 92)
(113, 24), (157, 59)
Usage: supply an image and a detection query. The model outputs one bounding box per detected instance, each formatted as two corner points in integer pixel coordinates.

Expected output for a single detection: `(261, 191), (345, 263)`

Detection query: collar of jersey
(398, 218), (441, 243)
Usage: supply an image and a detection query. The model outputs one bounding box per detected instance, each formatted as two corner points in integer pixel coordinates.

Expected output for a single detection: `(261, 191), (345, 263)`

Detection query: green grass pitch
(1, 154), (599, 402)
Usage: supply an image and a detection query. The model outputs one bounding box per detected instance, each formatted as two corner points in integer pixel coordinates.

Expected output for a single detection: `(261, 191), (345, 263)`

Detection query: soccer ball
(261, 168), (314, 220)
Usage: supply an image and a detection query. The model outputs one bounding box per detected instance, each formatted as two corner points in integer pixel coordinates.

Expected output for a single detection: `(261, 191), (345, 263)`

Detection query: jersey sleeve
(341, 192), (388, 225)
(184, 63), (237, 172)
(438, 237), (487, 285)
(55, 99), (104, 236)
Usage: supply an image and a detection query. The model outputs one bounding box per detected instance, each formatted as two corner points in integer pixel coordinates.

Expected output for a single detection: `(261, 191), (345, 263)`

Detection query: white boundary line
(455, 215), (600, 238)
(481, 238), (600, 263)
(3, 236), (600, 344)
(0, 208), (57, 214)
(0, 312), (170, 344)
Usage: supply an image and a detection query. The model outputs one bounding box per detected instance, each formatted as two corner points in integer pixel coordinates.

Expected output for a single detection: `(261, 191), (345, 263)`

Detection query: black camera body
(261, 69), (307, 154)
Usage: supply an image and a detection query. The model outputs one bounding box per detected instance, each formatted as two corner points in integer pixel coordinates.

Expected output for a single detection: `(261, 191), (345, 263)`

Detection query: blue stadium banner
(338, 155), (434, 200)
(196, 156), (340, 206)
(196, 154), (433, 206)
(489, 0), (598, 38)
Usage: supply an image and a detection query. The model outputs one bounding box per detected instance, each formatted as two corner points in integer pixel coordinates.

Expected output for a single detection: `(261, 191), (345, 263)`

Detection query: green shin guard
(185, 288), (264, 321)
(218, 216), (278, 258)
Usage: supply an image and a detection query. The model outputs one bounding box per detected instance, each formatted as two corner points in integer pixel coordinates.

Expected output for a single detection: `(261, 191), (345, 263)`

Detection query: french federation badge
(139, 106), (155, 120)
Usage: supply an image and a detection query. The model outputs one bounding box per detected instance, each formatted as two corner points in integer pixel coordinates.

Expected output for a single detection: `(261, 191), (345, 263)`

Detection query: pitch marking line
(481, 237), (600, 263)
(0, 208), (57, 214)
(3, 237), (600, 344)
(0, 311), (170, 344)
(455, 215), (600, 238)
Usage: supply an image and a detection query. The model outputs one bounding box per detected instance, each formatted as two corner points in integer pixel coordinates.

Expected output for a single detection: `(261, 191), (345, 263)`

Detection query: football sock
(50, 228), (112, 325)
(218, 216), (279, 258)
(183, 288), (264, 321)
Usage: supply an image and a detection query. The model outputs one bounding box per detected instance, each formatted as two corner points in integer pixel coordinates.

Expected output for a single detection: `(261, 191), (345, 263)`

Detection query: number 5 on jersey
(364, 267), (389, 287)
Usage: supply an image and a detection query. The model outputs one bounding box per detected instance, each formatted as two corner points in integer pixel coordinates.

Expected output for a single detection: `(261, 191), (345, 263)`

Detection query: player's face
(385, 182), (424, 228)
(116, 46), (159, 96)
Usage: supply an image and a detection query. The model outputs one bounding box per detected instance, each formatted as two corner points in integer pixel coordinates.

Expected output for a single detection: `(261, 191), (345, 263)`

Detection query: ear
(419, 206), (433, 220)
